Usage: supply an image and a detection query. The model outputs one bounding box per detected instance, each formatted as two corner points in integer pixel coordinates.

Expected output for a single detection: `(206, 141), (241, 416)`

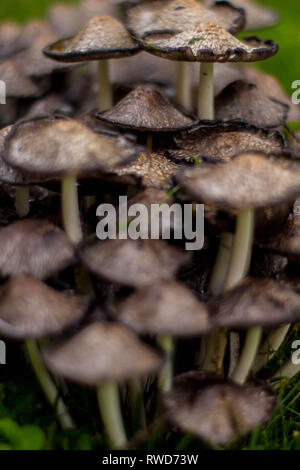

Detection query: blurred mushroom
(163, 371), (276, 446)
(0, 21), (22, 59)
(44, 16), (140, 111)
(43, 322), (163, 448)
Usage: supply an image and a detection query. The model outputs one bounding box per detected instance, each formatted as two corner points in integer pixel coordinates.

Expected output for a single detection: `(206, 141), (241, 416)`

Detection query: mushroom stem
(61, 175), (83, 245)
(15, 186), (30, 218)
(25, 339), (75, 429)
(97, 382), (127, 449)
(146, 135), (153, 152)
(176, 62), (192, 111)
(198, 62), (214, 120)
(271, 359), (300, 387)
(98, 59), (113, 112)
(230, 327), (262, 385)
(157, 334), (174, 392)
(252, 324), (291, 374)
(128, 378), (146, 431)
(202, 329), (228, 374)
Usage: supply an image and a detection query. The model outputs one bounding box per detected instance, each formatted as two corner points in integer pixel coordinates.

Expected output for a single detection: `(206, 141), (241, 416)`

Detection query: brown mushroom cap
(0, 219), (75, 279)
(43, 322), (164, 385)
(44, 16), (139, 63)
(0, 60), (41, 99)
(169, 120), (284, 164)
(0, 275), (89, 339)
(163, 371), (276, 446)
(176, 152), (300, 210)
(115, 280), (211, 336)
(215, 81), (289, 128)
(80, 239), (190, 288)
(4, 116), (139, 178)
(126, 0), (245, 37)
(0, 21), (22, 59)
(209, 278), (300, 329)
(97, 85), (195, 131)
(140, 24), (278, 63)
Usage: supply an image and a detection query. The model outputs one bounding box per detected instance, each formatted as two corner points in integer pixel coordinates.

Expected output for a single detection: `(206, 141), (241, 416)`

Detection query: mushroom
(96, 84), (196, 150)
(163, 371), (276, 446)
(0, 274), (89, 429)
(43, 16), (140, 111)
(115, 280), (211, 391)
(126, 0), (245, 111)
(43, 322), (163, 448)
(80, 239), (190, 289)
(4, 116), (139, 244)
(0, 21), (22, 59)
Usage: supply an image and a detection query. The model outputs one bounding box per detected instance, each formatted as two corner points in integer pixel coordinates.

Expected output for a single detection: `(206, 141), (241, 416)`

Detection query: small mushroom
(0, 21), (22, 59)
(44, 16), (140, 111)
(80, 239), (190, 288)
(43, 321), (163, 448)
(163, 371), (276, 446)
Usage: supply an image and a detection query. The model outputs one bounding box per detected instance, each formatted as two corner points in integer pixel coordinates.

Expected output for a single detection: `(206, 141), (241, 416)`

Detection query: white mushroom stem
(98, 59), (113, 112)
(15, 186), (30, 218)
(176, 62), (192, 111)
(97, 382), (127, 449)
(157, 334), (174, 392)
(198, 62), (214, 120)
(61, 175), (83, 245)
(230, 327), (262, 385)
(25, 339), (75, 429)
(271, 360), (300, 388)
(252, 325), (291, 374)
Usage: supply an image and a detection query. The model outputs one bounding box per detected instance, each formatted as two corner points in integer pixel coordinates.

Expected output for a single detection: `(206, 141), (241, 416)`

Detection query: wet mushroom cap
(170, 120), (284, 164)
(4, 117), (139, 178)
(139, 24), (278, 62)
(0, 275), (89, 339)
(126, 0), (245, 37)
(44, 15), (139, 62)
(115, 280), (211, 336)
(43, 322), (164, 385)
(163, 371), (276, 446)
(209, 278), (300, 329)
(0, 60), (41, 98)
(176, 152), (300, 210)
(215, 81), (289, 129)
(0, 219), (76, 279)
(97, 85), (195, 131)
(80, 239), (191, 288)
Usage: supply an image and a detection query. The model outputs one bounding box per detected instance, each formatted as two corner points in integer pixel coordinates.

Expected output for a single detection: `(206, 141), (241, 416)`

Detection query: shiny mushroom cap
(43, 322), (164, 385)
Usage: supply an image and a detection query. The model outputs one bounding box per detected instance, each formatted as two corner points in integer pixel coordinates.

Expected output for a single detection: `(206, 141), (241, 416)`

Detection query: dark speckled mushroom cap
(0, 219), (75, 279)
(126, 0), (245, 37)
(0, 275), (89, 340)
(163, 371), (276, 446)
(140, 25), (278, 63)
(4, 116), (139, 178)
(96, 85), (196, 131)
(176, 152), (300, 210)
(115, 280), (211, 336)
(80, 239), (191, 288)
(215, 81), (289, 128)
(209, 278), (300, 329)
(169, 120), (284, 164)
(43, 322), (164, 385)
(44, 16), (139, 63)
(0, 60), (41, 99)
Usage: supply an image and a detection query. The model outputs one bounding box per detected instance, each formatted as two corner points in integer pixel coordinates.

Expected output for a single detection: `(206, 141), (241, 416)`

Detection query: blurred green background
(0, 0), (299, 93)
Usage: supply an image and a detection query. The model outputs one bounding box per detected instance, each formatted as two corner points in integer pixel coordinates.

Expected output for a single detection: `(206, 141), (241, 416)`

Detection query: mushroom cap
(0, 275), (89, 339)
(170, 120), (284, 164)
(0, 60), (41, 99)
(97, 85), (195, 131)
(80, 239), (190, 288)
(163, 371), (276, 446)
(44, 16), (139, 62)
(48, 4), (84, 38)
(115, 280), (211, 336)
(176, 152), (300, 210)
(209, 278), (300, 329)
(215, 81), (289, 129)
(0, 21), (22, 59)
(43, 322), (164, 385)
(126, 0), (245, 37)
(4, 116), (139, 178)
(140, 25), (278, 63)
(0, 219), (75, 279)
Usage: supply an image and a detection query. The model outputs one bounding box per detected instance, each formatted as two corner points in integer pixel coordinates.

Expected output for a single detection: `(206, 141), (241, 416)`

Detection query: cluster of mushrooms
(0, 0), (300, 450)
